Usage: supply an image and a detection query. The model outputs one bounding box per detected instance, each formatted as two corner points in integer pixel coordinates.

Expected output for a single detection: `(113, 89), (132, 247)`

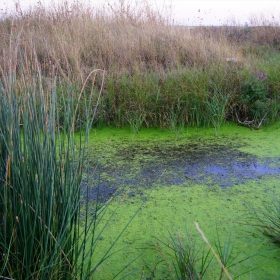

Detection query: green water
(83, 123), (280, 279)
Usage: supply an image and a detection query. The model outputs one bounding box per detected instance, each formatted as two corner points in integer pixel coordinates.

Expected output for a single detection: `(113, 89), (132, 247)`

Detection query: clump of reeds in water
(0, 31), (121, 278)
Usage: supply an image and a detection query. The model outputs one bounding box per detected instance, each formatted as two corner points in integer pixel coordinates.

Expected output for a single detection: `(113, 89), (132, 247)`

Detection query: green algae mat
(82, 123), (280, 279)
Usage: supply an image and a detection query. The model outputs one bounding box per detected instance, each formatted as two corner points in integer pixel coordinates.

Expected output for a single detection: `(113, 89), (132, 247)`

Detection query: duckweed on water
(83, 123), (280, 279)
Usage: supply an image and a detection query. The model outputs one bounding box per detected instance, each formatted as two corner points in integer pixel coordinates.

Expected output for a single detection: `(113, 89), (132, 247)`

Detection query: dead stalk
(195, 222), (233, 280)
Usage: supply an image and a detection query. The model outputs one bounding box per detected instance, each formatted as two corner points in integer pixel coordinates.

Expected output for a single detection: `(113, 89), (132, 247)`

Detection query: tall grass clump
(206, 90), (231, 135)
(0, 31), (122, 277)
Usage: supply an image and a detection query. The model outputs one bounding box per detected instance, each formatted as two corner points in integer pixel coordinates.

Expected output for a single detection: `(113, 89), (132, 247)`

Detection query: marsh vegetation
(0, 0), (280, 279)
(1, 0), (280, 132)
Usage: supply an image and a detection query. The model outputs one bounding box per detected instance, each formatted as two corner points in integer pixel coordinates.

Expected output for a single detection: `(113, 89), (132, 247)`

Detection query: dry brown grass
(0, 0), (249, 84)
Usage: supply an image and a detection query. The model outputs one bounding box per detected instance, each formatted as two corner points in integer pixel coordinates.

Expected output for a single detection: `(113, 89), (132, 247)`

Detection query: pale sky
(0, 0), (279, 25)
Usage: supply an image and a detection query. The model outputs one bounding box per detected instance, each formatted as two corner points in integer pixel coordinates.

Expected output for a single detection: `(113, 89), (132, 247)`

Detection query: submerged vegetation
(0, 0), (280, 279)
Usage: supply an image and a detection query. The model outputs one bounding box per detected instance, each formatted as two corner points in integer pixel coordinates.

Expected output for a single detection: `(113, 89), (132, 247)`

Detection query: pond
(82, 123), (280, 279)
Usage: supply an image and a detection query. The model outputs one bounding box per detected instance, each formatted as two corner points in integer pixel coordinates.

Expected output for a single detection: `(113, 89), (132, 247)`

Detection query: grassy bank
(1, 1), (280, 131)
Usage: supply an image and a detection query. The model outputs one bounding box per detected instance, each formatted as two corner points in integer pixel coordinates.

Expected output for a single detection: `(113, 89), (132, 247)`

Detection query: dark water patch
(80, 179), (118, 204)
(82, 139), (280, 202)
(181, 157), (280, 187)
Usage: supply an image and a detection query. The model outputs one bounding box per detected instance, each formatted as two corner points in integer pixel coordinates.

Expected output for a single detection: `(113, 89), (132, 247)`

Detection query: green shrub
(239, 71), (269, 120)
